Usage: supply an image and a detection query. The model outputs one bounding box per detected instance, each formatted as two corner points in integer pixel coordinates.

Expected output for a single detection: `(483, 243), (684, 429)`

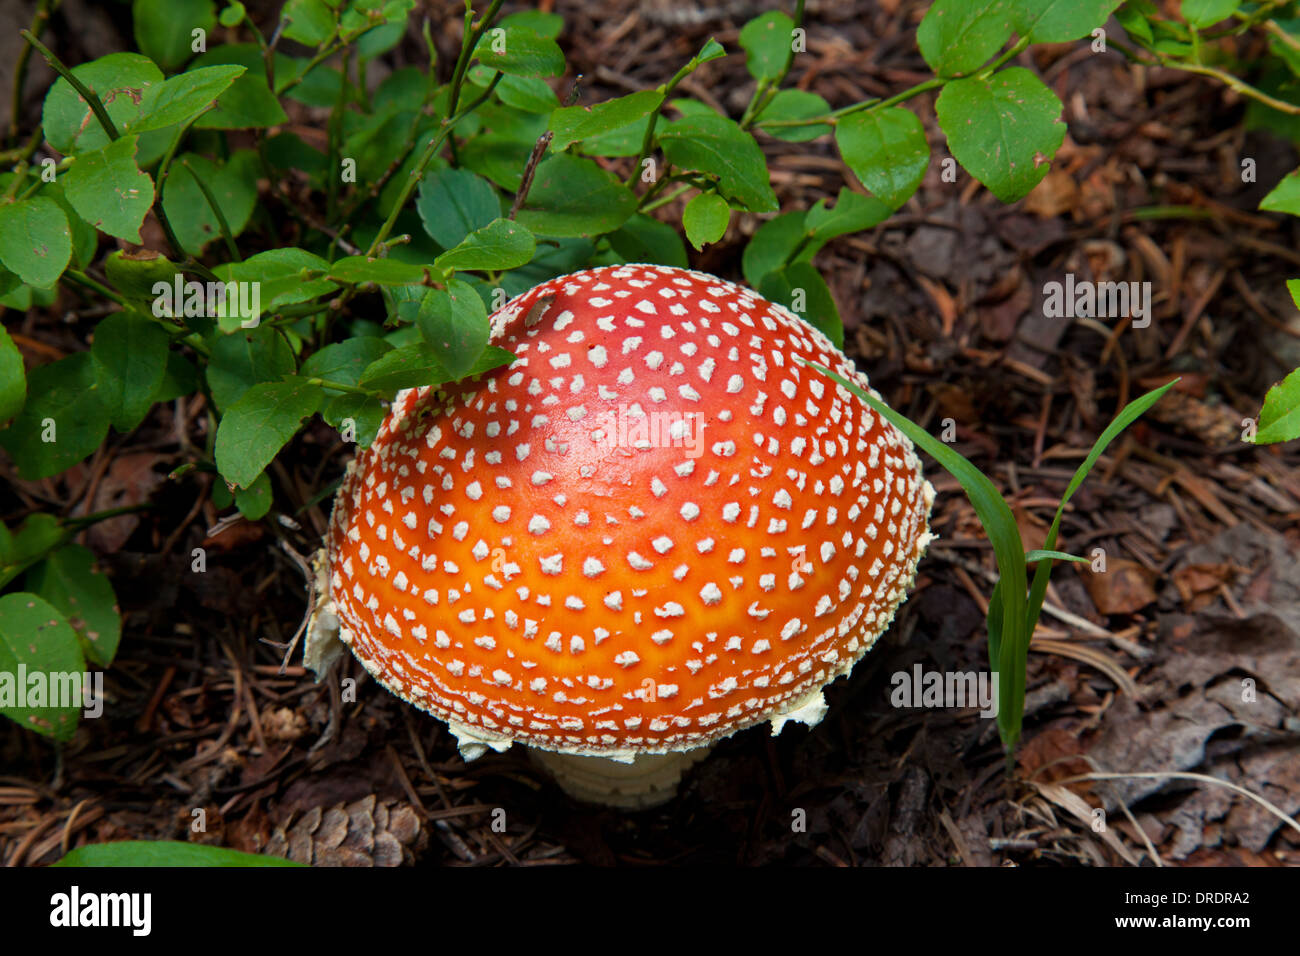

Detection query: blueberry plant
(13, 0), (1292, 771)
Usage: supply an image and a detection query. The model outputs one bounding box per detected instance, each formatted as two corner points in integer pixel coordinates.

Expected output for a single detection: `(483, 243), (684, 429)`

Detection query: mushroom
(308, 264), (935, 808)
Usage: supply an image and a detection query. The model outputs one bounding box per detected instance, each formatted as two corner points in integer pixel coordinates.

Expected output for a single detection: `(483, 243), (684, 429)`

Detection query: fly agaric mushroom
(308, 264), (934, 808)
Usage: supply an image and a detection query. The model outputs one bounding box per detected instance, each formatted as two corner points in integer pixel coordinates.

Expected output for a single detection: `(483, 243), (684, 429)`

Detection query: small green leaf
(162, 151), (260, 256)
(836, 107), (929, 210)
(805, 188), (892, 242)
(329, 257), (433, 286)
(0, 323), (25, 427)
(91, 310), (170, 432)
(62, 136), (155, 244)
(323, 393), (385, 447)
(281, 0), (335, 46)
(683, 192), (730, 250)
(416, 166), (502, 250)
(405, 279), (490, 379)
(607, 213), (690, 267)
(659, 115), (778, 212)
(132, 65), (246, 133)
(1014, 0), (1124, 42)
(191, 44), (289, 129)
(235, 470), (273, 519)
(917, 0), (1017, 77)
(52, 841), (302, 867)
(434, 218), (535, 272)
(214, 378), (323, 488)
(936, 68), (1066, 203)
(1260, 167), (1300, 216)
(218, 248), (336, 318)
(0, 514), (66, 589)
(474, 27), (565, 78)
(515, 154), (637, 237)
(26, 544), (121, 667)
(494, 74), (560, 114)
(549, 90), (664, 152)
(133, 0), (216, 71)
(0, 592), (86, 741)
(0, 353), (110, 480)
(360, 342), (514, 395)
(301, 338), (394, 391)
(754, 89), (832, 142)
(1255, 367), (1300, 444)
(41, 53), (163, 154)
(1181, 0), (1241, 28)
(759, 262), (842, 348)
(205, 324), (296, 411)
(738, 10), (795, 81)
(0, 198), (71, 288)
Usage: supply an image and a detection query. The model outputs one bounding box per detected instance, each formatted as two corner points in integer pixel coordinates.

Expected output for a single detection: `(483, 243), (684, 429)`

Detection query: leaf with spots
(0, 592), (86, 742)
(835, 107), (930, 210)
(62, 136), (156, 243)
(936, 68), (1066, 203)
(0, 198), (71, 287)
(917, 0), (1017, 77)
(26, 544), (121, 668)
(739, 10), (796, 81)
(131, 65), (247, 133)
(41, 53), (163, 155)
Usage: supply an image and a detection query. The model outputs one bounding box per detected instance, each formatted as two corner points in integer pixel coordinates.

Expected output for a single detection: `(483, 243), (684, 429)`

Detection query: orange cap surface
(325, 265), (933, 758)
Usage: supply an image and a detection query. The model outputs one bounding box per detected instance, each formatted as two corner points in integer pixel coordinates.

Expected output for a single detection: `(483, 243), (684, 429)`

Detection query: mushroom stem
(529, 748), (710, 809)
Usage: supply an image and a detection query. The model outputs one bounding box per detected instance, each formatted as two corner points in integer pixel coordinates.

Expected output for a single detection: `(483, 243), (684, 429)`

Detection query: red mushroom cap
(323, 264), (933, 759)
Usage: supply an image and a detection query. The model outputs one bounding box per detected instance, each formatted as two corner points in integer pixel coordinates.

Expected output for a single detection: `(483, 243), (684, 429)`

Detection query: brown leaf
(1078, 558), (1157, 615)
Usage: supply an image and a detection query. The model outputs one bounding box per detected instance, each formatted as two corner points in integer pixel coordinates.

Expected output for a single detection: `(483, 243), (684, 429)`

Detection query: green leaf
(0, 198), (71, 287)
(132, 64), (246, 133)
(0, 592), (86, 741)
(214, 378), (323, 488)
(26, 544), (121, 668)
(434, 218), (535, 272)
(759, 262), (842, 349)
(282, 0), (335, 46)
(741, 211), (814, 287)
(62, 136), (155, 244)
(1013, 0), (1124, 42)
(359, 342), (514, 395)
(219, 2), (246, 28)
(659, 115), (779, 213)
(52, 841), (302, 867)
(301, 338), (394, 391)
(917, 0), (1017, 77)
(405, 279), (490, 379)
(1260, 167), (1300, 216)
(1180, 0), (1240, 28)
(936, 68), (1066, 203)
(474, 27), (565, 78)
(205, 324), (296, 411)
(42, 53), (163, 155)
(494, 75), (560, 113)
(683, 191), (730, 250)
(514, 154), (637, 237)
(0, 514), (66, 589)
(162, 151), (260, 256)
(133, 0), (216, 71)
(607, 213), (690, 267)
(836, 107), (929, 210)
(738, 10), (795, 81)
(0, 323), (24, 427)
(323, 392), (385, 446)
(109, 249), (186, 302)
(805, 188), (893, 242)
(329, 256), (433, 286)
(90, 310), (169, 432)
(190, 45), (290, 129)
(156, 351), (200, 402)
(234, 470), (273, 519)
(417, 164), (505, 251)
(549, 91), (664, 152)
(1255, 367), (1300, 444)
(40, 182), (99, 270)
(218, 248), (336, 318)
(754, 89), (832, 142)
(0, 353), (110, 480)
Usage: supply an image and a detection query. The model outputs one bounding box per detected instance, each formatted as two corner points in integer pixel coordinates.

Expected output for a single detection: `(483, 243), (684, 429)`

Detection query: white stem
(529, 748), (710, 809)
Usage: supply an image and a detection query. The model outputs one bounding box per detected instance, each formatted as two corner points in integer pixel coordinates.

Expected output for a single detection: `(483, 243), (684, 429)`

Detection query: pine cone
(263, 795), (427, 866)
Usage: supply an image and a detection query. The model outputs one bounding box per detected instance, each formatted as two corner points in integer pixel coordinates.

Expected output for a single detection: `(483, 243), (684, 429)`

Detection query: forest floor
(2, 0), (1298, 866)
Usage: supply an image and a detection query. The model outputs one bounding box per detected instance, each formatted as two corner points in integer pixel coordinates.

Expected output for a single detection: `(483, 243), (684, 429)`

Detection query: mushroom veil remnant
(308, 264), (935, 808)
